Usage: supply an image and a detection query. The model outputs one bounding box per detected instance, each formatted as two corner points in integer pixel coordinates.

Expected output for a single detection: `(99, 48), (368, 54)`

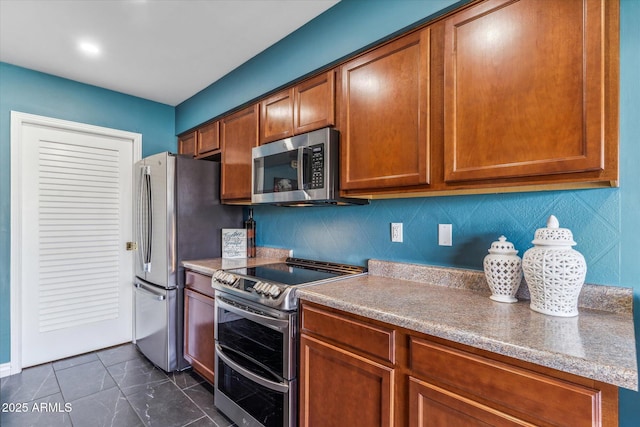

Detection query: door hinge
(126, 242), (138, 251)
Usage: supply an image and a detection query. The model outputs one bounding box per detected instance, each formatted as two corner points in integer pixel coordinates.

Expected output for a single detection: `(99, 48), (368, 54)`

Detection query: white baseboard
(0, 362), (13, 378)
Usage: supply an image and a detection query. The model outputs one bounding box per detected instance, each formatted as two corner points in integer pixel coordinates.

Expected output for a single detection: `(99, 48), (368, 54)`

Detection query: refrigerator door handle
(139, 165), (152, 272)
(135, 282), (166, 301)
(136, 165), (144, 272)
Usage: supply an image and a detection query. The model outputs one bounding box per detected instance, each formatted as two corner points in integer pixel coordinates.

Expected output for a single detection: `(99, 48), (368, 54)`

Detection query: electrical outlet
(391, 223), (403, 242)
(438, 224), (452, 246)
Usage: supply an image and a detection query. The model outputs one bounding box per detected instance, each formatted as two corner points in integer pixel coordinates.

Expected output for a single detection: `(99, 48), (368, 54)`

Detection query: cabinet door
(443, 0), (606, 182)
(409, 376), (533, 427)
(196, 121), (220, 157)
(260, 88), (294, 144)
(294, 71), (335, 135)
(221, 104), (259, 202)
(184, 288), (215, 384)
(299, 333), (394, 427)
(178, 131), (197, 157)
(340, 28), (431, 191)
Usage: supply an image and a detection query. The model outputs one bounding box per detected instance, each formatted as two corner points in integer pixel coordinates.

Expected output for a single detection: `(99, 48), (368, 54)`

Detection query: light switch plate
(438, 224), (452, 246)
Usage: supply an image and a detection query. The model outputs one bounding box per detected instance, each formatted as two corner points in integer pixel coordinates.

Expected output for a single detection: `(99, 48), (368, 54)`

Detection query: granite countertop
(297, 259), (638, 391)
(182, 247), (292, 276)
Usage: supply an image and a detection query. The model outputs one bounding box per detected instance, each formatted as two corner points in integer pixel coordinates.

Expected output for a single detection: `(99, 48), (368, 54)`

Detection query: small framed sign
(222, 228), (247, 259)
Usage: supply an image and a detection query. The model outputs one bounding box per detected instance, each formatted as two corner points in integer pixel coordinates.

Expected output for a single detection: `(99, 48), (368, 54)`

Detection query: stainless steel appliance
(251, 127), (368, 206)
(212, 258), (366, 427)
(134, 152), (242, 372)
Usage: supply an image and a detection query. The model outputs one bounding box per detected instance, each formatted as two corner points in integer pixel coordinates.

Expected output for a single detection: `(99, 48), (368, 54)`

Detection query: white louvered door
(20, 121), (135, 367)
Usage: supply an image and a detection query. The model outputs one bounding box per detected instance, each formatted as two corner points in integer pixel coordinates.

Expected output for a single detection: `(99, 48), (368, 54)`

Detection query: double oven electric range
(211, 257), (366, 427)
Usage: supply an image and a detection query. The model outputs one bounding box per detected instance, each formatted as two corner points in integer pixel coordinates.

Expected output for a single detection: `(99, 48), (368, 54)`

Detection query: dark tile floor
(0, 343), (236, 427)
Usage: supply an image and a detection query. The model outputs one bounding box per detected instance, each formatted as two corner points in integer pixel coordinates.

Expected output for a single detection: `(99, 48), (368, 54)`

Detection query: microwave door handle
(297, 147), (305, 190)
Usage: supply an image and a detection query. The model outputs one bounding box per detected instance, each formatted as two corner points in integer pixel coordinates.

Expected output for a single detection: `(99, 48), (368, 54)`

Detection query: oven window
(217, 309), (284, 377)
(218, 358), (284, 427)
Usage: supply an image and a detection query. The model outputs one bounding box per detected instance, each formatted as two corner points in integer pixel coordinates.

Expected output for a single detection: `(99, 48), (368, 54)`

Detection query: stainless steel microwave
(251, 127), (368, 206)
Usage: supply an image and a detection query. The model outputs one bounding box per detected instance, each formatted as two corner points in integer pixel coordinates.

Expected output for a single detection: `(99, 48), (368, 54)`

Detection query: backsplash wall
(253, 188), (620, 286)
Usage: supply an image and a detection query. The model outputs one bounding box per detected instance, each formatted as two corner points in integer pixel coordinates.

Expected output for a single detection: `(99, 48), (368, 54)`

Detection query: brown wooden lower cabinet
(184, 271), (215, 384)
(299, 334), (394, 427)
(299, 302), (618, 427)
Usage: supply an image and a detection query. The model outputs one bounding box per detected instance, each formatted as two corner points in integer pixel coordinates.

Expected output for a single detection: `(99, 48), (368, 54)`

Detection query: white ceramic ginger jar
(483, 235), (522, 303)
(522, 215), (587, 317)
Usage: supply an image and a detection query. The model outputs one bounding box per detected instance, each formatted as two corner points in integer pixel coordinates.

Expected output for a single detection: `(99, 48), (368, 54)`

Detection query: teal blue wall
(617, 0), (640, 420)
(176, 0), (464, 133)
(177, 0), (640, 423)
(0, 62), (176, 364)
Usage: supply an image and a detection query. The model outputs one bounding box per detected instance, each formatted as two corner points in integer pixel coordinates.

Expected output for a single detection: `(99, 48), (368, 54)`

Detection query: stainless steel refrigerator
(133, 152), (242, 372)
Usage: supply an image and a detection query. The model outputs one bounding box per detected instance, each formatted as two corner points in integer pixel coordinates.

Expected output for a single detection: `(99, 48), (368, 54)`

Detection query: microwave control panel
(309, 144), (324, 189)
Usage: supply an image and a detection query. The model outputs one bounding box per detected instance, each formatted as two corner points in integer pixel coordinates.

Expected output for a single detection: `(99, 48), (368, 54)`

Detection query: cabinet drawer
(184, 270), (214, 298)
(409, 376), (533, 426)
(301, 304), (394, 364)
(410, 337), (600, 426)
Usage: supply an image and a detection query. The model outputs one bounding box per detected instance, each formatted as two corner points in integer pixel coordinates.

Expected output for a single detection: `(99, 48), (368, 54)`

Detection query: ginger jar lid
(487, 235), (518, 255)
(531, 215), (576, 246)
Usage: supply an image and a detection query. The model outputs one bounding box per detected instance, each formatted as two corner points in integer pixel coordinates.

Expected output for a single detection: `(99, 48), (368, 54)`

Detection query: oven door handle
(216, 344), (289, 393)
(215, 296), (290, 332)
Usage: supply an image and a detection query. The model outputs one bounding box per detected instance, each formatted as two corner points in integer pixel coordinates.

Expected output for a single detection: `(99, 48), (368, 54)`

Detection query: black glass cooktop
(224, 258), (365, 287)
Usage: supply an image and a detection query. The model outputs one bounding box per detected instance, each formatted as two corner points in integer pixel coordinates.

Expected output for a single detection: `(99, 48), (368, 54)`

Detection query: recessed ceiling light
(78, 41), (101, 57)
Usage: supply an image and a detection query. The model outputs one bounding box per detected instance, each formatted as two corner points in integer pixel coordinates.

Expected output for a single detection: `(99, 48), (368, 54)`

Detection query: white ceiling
(0, 0), (339, 106)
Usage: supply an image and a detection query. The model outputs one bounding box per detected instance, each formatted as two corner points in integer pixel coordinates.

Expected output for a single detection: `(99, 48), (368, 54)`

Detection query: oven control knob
(269, 286), (282, 298)
(253, 282), (265, 293)
(264, 284), (277, 297)
(214, 270), (232, 284)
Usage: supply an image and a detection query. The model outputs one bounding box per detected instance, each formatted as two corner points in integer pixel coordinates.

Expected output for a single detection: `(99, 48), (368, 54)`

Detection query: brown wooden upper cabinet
(221, 104), (259, 202)
(196, 121), (221, 158)
(260, 88), (294, 144)
(295, 71), (336, 135)
(339, 28), (431, 192)
(178, 131), (197, 157)
(260, 71), (336, 144)
(177, 121), (221, 158)
(443, 0), (615, 184)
